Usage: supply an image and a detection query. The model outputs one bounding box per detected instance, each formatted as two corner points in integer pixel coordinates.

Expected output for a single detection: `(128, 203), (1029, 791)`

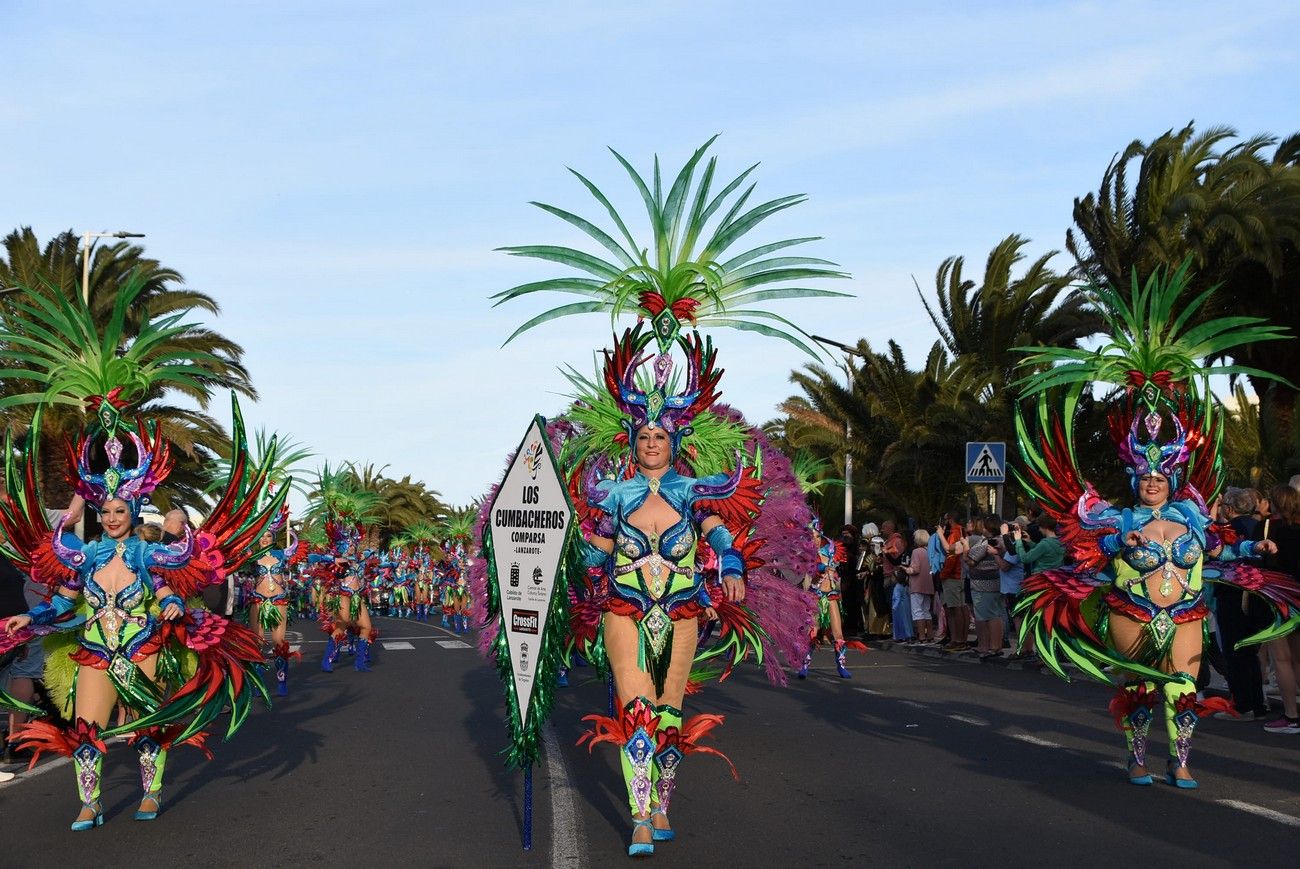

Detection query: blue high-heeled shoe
(1165, 761), (1198, 789)
(628, 818), (655, 857)
(1126, 757), (1153, 786)
(71, 801), (104, 831)
(651, 809), (675, 842)
(135, 790), (163, 821)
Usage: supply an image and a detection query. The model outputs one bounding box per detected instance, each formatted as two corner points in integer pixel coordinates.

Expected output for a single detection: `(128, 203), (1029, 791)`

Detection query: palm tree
(918, 234), (1101, 423)
(0, 228), (255, 506)
(1220, 384), (1300, 489)
(1067, 123), (1300, 444)
(332, 463), (449, 547)
(781, 338), (990, 523)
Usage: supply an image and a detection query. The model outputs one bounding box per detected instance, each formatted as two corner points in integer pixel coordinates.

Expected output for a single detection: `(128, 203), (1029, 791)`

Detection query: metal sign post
(966, 442), (1007, 518)
(483, 415), (576, 851)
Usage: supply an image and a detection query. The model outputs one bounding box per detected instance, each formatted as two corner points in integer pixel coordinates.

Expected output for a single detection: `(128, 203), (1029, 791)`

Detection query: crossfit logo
(511, 608), (540, 634)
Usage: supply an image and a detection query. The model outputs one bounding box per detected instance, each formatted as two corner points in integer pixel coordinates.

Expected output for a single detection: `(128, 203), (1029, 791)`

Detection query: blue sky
(4, 0), (1298, 508)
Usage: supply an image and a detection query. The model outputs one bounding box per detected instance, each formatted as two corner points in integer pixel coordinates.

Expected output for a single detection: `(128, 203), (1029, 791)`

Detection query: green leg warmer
(136, 734), (168, 796)
(652, 704), (683, 814)
(1112, 681), (1158, 767)
(1163, 671), (1199, 769)
(72, 742), (103, 807)
(618, 697), (658, 816)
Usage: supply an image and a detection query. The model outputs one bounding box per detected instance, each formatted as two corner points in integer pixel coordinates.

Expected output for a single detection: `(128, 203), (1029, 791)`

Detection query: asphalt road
(2, 617), (1299, 867)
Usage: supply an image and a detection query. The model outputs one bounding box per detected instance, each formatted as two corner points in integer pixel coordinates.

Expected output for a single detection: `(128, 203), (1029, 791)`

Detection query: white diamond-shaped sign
(487, 416), (574, 731)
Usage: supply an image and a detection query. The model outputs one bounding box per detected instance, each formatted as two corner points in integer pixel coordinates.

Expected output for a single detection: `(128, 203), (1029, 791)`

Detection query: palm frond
(493, 138), (850, 352)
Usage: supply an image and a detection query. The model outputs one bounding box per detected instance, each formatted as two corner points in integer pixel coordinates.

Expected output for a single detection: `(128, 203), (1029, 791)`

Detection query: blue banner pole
(523, 763), (533, 850)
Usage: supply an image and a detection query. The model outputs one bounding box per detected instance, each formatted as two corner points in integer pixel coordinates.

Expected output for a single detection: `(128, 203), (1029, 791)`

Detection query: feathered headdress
(67, 416), (173, 519)
(1016, 260), (1291, 500)
(603, 323), (720, 455)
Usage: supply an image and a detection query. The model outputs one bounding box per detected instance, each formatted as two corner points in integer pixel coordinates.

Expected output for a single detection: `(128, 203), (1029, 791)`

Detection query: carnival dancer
(248, 527), (302, 696)
(477, 140), (845, 856)
(1013, 263), (1300, 789)
(0, 394), (282, 829)
(312, 522), (377, 672)
(796, 520), (855, 679)
(448, 545), (473, 633)
(390, 555), (414, 619)
(368, 557), (391, 617)
(435, 555), (454, 628)
(414, 554), (433, 621)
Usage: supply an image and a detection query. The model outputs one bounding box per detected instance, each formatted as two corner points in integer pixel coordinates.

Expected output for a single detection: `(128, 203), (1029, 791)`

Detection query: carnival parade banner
(481, 416), (576, 846)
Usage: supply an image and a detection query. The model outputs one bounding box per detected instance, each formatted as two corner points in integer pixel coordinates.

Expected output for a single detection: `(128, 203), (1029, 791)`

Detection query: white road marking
(298, 634), (461, 643)
(0, 756), (69, 790)
(1216, 800), (1300, 828)
(948, 714), (989, 726)
(853, 687), (881, 695)
(381, 641), (416, 650)
(1006, 733), (1061, 748)
(435, 640), (472, 649)
(543, 725), (588, 868)
(1098, 760), (1128, 771)
(899, 700), (927, 710)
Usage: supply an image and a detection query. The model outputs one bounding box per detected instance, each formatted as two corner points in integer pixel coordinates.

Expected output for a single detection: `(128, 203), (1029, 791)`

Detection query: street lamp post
(81, 230), (145, 303)
(812, 335), (866, 528)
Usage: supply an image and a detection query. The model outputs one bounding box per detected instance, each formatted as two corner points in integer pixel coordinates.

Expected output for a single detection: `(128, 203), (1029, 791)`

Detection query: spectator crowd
(836, 473), (1300, 733)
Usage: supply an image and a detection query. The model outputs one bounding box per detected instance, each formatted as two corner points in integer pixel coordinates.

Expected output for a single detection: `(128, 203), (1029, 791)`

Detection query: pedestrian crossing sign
(965, 442), (1006, 483)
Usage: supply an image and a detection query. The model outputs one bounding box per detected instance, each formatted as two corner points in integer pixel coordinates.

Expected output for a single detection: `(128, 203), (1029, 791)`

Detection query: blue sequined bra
(1121, 531), (1202, 574)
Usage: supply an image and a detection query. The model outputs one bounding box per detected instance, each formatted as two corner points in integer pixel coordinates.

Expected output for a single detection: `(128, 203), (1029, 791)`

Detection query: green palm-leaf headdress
(0, 271), (225, 434)
(1014, 259), (1291, 410)
(208, 428), (314, 508)
(1014, 260), (1292, 500)
(790, 449), (843, 497)
(435, 509), (476, 545)
(493, 135), (851, 357)
(307, 461), (381, 554)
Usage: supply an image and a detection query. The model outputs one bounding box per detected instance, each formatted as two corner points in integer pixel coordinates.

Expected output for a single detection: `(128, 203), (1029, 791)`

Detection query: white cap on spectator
(1290, 474), (1300, 492)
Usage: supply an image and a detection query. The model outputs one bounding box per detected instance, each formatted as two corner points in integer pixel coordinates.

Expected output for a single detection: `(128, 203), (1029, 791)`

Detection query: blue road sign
(965, 442), (1006, 484)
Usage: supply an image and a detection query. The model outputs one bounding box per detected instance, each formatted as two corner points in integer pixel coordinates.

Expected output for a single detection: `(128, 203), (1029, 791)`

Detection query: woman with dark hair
(248, 528), (300, 696)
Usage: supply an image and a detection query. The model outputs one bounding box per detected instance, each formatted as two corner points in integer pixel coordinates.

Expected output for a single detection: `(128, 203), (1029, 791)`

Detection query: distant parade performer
(444, 544), (472, 633)
(1013, 264), (1300, 789)
(414, 551), (434, 621)
(0, 277), (284, 829)
(797, 518), (861, 679)
(478, 140), (836, 857)
(436, 554), (456, 628)
(311, 522), (377, 672)
(390, 553), (413, 618)
(248, 524), (301, 696)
